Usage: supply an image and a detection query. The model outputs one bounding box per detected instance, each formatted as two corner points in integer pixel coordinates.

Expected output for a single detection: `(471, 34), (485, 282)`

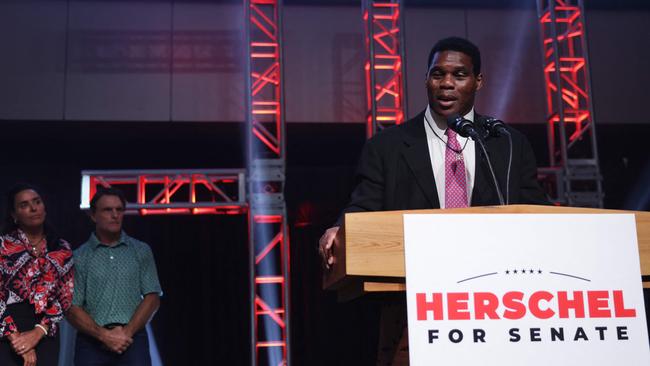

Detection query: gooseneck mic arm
(484, 117), (513, 204)
(447, 115), (505, 206)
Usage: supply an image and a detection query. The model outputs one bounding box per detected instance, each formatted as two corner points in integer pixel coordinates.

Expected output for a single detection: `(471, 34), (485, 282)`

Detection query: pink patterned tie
(445, 129), (468, 208)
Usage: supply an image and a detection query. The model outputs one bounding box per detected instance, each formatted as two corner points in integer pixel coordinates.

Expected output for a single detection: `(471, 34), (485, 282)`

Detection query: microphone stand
(484, 118), (513, 205)
(467, 129), (505, 206)
(503, 130), (512, 205)
(447, 115), (505, 206)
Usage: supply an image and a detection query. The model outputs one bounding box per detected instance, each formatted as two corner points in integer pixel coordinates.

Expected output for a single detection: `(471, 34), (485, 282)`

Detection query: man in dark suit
(319, 36), (547, 267)
(318, 35), (547, 365)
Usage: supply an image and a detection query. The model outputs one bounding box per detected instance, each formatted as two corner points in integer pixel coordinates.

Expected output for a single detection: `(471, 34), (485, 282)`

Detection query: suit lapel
(400, 112), (440, 208)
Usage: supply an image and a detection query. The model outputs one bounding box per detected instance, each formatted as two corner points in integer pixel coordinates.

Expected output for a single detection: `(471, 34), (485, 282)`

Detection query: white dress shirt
(423, 105), (476, 208)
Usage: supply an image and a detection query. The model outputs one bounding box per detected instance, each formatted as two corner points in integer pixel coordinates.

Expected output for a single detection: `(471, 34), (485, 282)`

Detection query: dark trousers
(0, 302), (59, 366)
(74, 328), (151, 366)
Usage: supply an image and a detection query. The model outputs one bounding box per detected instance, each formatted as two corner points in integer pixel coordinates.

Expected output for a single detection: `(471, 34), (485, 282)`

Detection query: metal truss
(79, 169), (246, 215)
(245, 1), (290, 365)
(363, 0), (407, 138)
(248, 203), (289, 366)
(247, 0), (285, 159)
(536, 0), (603, 207)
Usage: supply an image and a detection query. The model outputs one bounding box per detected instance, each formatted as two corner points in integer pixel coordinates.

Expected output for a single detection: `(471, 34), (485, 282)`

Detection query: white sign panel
(404, 214), (650, 366)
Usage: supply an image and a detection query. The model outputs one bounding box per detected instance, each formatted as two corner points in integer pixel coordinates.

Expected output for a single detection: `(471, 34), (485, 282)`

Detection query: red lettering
(447, 293), (470, 320)
(473, 292), (499, 320)
(613, 290), (636, 318)
(557, 291), (585, 318)
(416, 293), (443, 321)
(529, 291), (555, 319)
(502, 291), (526, 319)
(416, 290), (629, 321)
(587, 291), (611, 318)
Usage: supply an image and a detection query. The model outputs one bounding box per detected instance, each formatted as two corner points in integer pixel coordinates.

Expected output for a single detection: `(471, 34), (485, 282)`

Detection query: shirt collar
(13, 228), (30, 245)
(11, 228), (47, 248)
(425, 105), (475, 136)
(89, 231), (128, 249)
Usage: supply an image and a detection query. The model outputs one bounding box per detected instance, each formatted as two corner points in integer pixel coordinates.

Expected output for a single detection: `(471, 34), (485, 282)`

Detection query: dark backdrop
(1, 121), (649, 364)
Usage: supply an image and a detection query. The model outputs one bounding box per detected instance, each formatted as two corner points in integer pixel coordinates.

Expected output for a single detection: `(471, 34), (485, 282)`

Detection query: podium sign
(404, 214), (650, 365)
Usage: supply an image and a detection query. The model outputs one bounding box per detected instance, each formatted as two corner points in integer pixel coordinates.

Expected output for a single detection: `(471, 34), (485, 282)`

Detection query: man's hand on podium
(318, 226), (340, 270)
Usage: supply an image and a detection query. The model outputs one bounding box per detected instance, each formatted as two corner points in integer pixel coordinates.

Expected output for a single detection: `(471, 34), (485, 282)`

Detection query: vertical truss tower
(363, 0), (407, 138)
(245, 1), (290, 365)
(536, 0), (603, 207)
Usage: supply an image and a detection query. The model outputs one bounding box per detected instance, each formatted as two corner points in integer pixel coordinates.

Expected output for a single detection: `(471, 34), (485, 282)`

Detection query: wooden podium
(323, 205), (650, 300)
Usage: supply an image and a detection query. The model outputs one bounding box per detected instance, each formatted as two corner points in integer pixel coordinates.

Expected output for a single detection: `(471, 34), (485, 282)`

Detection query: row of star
(504, 269), (543, 274)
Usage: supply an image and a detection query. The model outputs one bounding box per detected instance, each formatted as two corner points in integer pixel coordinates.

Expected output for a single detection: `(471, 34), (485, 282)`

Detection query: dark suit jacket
(339, 110), (547, 221)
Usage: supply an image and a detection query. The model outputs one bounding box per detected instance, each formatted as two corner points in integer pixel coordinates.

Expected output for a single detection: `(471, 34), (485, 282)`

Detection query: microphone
(446, 114), (505, 206)
(484, 117), (509, 137)
(446, 114), (481, 141)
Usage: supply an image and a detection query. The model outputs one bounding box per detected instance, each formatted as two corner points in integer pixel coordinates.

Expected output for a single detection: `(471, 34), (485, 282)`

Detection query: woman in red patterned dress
(0, 184), (74, 366)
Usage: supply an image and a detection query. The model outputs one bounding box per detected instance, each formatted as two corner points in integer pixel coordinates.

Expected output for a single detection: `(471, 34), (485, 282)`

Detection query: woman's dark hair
(2, 183), (62, 251)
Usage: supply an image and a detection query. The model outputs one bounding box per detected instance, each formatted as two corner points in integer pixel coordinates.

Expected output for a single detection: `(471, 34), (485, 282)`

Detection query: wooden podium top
(323, 205), (650, 299)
